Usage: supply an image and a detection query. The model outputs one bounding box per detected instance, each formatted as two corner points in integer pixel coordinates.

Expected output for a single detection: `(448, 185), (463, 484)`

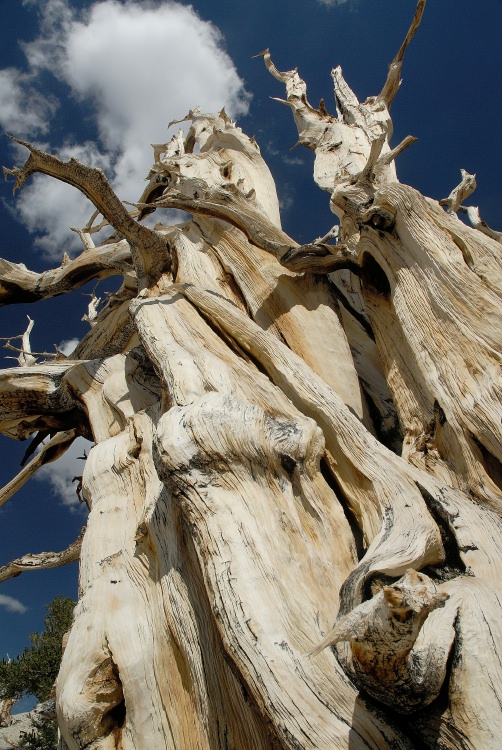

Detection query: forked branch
(0, 316), (36, 366)
(3, 137), (170, 288)
(0, 241), (133, 306)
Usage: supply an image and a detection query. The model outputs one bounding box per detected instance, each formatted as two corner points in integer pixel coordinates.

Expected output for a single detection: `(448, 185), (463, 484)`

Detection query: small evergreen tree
(19, 713), (58, 750)
(0, 595), (75, 748)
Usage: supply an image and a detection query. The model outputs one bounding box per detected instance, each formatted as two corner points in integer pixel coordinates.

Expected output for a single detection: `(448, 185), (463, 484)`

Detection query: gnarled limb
(440, 169), (477, 214)
(309, 569), (454, 714)
(0, 428), (78, 508)
(0, 315), (37, 366)
(0, 362), (82, 439)
(142, 109), (282, 228)
(136, 109), (286, 256)
(4, 137), (170, 289)
(0, 240), (133, 306)
(378, 0), (427, 108)
(136, 185), (295, 258)
(0, 528), (84, 583)
(263, 48), (398, 194)
(260, 1), (425, 199)
(279, 242), (359, 274)
(459, 205), (502, 243)
(0, 349), (161, 442)
(81, 289), (101, 328)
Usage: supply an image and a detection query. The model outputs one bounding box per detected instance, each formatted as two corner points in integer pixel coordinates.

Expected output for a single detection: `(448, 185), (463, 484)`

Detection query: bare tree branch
(135, 186), (295, 258)
(3, 137), (171, 288)
(0, 316), (37, 366)
(0, 241), (133, 306)
(0, 528), (84, 583)
(0, 429), (78, 508)
(440, 169), (477, 214)
(459, 205), (502, 244)
(378, 0), (427, 107)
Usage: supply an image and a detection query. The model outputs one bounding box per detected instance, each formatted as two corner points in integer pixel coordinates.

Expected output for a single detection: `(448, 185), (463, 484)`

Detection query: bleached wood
(1, 1), (502, 747)
(440, 169), (477, 214)
(0, 241), (133, 306)
(0, 429), (77, 508)
(4, 137), (170, 290)
(460, 204), (502, 243)
(0, 529), (84, 583)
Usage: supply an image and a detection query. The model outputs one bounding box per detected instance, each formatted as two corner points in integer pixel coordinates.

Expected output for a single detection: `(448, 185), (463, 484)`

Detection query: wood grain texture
(1, 2), (502, 747)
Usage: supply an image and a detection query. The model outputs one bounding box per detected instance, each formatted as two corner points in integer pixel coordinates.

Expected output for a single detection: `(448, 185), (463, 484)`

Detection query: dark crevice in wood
(320, 457), (366, 562)
(362, 388), (403, 455)
(108, 699), (126, 729)
(98, 659), (125, 738)
(329, 277), (375, 341)
(360, 253), (391, 300)
(416, 483), (466, 582)
(433, 399), (447, 427)
(470, 433), (502, 493)
(362, 572), (398, 602)
(338, 507), (394, 617)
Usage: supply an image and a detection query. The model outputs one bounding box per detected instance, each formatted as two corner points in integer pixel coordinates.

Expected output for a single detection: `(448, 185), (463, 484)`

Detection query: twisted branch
(0, 527), (84, 583)
(3, 137), (170, 288)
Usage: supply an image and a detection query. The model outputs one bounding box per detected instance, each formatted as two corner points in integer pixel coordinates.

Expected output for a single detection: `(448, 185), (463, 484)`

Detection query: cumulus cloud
(2, 0), (250, 259)
(0, 69), (58, 137)
(37, 435), (93, 509)
(0, 594), (28, 614)
(13, 141), (113, 257)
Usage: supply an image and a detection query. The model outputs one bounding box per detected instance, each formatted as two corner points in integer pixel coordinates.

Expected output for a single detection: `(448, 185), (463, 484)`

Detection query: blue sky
(0, 0), (501, 704)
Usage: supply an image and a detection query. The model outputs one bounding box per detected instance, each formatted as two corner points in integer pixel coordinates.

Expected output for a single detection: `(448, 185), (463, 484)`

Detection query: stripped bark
(0, 530), (84, 583)
(1, 1), (501, 748)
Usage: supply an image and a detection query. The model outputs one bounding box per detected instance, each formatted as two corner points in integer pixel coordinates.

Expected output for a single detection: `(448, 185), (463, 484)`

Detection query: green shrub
(0, 595), (75, 749)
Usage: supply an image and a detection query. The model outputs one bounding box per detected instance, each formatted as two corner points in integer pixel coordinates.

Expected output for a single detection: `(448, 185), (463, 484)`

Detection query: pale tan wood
(0, 529), (84, 583)
(1, 2), (502, 747)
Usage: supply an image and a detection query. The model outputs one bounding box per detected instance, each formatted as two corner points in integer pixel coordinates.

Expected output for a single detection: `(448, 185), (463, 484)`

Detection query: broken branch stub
(1, 1), (502, 746)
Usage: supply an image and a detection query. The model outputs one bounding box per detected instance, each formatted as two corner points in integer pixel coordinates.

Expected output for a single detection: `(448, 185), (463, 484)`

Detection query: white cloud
(12, 141), (113, 258)
(283, 155), (305, 166)
(37, 435), (93, 509)
(0, 594), (28, 614)
(0, 69), (58, 137)
(318, 0), (355, 6)
(2, 0), (250, 260)
(58, 337), (80, 356)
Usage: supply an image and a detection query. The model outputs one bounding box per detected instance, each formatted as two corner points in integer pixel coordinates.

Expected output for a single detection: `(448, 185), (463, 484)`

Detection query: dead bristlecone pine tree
(1, 3), (501, 748)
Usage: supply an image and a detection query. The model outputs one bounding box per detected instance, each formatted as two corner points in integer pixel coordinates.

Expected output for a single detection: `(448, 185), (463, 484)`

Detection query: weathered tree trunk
(1, 3), (501, 747)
